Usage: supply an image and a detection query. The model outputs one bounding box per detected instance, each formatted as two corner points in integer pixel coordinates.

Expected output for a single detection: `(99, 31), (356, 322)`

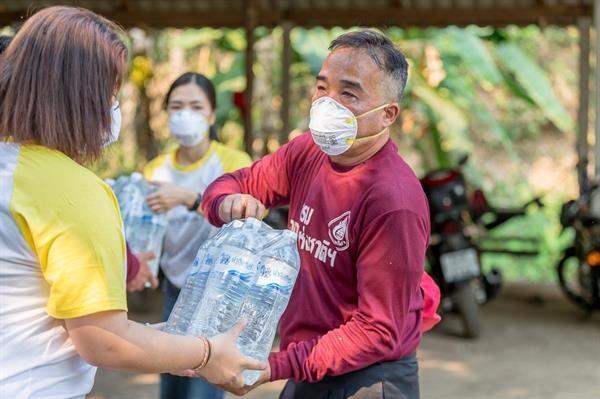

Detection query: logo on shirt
(328, 211), (351, 251)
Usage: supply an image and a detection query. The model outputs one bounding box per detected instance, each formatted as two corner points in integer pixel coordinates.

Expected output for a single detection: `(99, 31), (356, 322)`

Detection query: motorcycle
(557, 184), (600, 314)
(421, 157), (541, 338)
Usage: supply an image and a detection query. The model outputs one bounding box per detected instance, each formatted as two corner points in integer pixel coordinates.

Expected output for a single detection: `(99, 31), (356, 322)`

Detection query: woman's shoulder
(212, 141), (251, 159)
(19, 144), (101, 186)
(14, 144), (119, 215)
(212, 141), (252, 172)
(143, 151), (171, 179)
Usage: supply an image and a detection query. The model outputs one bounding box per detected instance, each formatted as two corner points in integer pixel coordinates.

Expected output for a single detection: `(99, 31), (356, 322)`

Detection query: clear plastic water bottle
(107, 175), (126, 196)
(187, 220), (263, 337)
(125, 212), (167, 276)
(165, 245), (220, 334)
(240, 230), (300, 384)
(121, 174), (167, 276)
(116, 174), (144, 226)
(165, 225), (237, 334)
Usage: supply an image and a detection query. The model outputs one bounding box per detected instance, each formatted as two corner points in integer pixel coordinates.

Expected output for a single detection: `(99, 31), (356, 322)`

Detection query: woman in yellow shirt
(0, 6), (263, 398)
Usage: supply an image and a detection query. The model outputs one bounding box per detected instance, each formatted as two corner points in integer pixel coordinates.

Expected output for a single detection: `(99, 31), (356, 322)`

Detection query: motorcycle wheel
(557, 247), (594, 309)
(452, 281), (481, 338)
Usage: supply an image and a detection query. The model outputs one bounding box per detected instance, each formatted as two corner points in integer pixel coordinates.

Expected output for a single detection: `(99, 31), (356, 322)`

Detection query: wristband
(188, 192), (202, 212)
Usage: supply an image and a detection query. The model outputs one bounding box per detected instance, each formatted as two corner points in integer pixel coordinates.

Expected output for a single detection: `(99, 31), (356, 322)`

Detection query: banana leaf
(425, 107), (452, 169)
(410, 75), (472, 155)
(291, 28), (332, 75)
(215, 29), (246, 52)
(495, 42), (573, 133)
(440, 27), (503, 87)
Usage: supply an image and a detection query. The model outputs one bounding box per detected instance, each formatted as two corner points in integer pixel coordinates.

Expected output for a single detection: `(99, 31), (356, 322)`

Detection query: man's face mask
(308, 96), (389, 156)
(168, 109), (209, 147)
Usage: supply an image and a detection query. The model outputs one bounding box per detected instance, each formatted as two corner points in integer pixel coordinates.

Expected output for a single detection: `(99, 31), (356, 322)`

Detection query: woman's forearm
(65, 310), (204, 373)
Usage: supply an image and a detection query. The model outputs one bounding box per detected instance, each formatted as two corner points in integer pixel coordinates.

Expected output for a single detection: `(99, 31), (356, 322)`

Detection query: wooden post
(244, 0), (257, 156)
(577, 18), (591, 194)
(280, 21), (293, 145)
(594, 0), (600, 182)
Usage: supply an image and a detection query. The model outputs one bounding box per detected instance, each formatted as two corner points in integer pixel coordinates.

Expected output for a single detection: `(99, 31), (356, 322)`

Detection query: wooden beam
(577, 18), (591, 195)
(280, 21), (292, 145)
(0, 10), (245, 29)
(104, 11), (247, 28)
(244, 0), (257, 156)
(0, 5), (593, 29)
(282, 5), (594, 28)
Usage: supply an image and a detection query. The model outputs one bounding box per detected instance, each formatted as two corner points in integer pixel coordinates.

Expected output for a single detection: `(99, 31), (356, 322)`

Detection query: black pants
(279, 354), (419, 399)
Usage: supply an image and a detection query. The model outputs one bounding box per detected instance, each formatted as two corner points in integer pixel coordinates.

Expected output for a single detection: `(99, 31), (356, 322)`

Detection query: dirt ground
(88, 282), (600, 399)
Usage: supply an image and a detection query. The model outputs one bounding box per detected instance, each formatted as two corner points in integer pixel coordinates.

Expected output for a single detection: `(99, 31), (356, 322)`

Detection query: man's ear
(382, 102), (400, 128)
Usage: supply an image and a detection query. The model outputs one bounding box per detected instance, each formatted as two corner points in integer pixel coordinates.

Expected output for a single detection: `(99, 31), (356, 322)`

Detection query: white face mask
(308, 96), (389, 156)
(104, 101), (121, 148)
(168, 109), (209, 147)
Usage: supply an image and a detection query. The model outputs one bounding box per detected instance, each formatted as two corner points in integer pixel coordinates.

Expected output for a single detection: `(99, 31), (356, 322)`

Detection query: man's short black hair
(329, 30), (408, 101)
(0, 36), (12, 54)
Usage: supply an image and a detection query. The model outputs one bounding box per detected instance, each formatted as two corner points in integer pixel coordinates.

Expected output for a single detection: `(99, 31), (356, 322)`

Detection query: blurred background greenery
(2, 24), (590, 282)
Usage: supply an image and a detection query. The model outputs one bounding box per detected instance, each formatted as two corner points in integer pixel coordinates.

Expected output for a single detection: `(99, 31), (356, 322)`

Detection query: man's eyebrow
(340, 79), (364, 92)
(316, 75), (364, 92)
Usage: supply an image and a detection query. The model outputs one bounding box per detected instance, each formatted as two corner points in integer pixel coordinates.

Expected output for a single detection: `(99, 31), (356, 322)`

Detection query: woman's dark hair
(164, 72), (219, 141)
(0, 6), (128, 162)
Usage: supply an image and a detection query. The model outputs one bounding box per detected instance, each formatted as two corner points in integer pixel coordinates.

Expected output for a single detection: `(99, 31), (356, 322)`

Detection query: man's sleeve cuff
(268, 351), (293, 381)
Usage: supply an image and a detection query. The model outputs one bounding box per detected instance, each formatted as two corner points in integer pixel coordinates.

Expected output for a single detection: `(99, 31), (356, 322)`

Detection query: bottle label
(191, 247), (219, 275)
(256, 259), (297, 293)
(214, 246), (257, 282)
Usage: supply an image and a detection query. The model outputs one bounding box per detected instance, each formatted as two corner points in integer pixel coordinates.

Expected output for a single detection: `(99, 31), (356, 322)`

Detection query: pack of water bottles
(106, 173), (167, 276)
(165, 218), (300, 384)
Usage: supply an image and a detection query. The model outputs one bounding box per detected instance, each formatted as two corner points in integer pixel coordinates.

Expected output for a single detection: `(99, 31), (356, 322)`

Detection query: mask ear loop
(346, 127), (389, 145)
(343, 103), (390, 124)
(344, 103), (391, 145)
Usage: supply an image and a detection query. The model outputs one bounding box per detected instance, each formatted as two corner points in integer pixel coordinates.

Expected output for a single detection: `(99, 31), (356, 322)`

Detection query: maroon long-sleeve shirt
(125, 243), (140, 283)
(202, 133), (436, 383)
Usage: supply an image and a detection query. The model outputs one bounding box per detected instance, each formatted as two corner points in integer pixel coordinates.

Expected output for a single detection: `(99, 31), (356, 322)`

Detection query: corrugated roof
(0, 0), (594, 28)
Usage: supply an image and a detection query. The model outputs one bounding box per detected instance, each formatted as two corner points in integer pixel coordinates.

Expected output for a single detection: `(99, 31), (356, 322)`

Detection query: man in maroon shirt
(202, 30), (437, 398)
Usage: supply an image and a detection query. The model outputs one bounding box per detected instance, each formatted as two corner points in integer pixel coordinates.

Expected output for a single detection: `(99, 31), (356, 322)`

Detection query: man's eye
(342, 92), (356, 99)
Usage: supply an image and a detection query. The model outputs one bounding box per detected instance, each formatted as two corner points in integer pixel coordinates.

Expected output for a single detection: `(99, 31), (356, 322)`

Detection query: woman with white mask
(143, 72), (253, 399)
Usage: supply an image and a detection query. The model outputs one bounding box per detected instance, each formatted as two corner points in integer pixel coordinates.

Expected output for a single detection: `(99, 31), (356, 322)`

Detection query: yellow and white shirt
(143, 141), (251, 288)
(0, 143), (127, 399)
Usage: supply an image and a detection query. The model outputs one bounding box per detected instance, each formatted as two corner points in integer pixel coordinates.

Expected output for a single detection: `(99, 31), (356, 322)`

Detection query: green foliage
(443, 27), (503, 87)
(291, 28), (332, 75)
(495, 42), (573, 132)
(480, 198), (574, 282)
